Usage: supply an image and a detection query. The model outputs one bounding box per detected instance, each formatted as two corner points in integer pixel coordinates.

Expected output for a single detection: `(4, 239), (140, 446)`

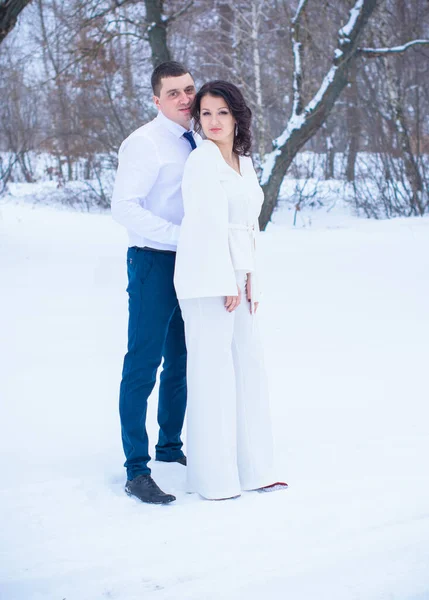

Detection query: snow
(292, 39), (303, 111)
(305, 65), (338, 115)
(260, 147), (280, 185)
(292, 0), (308, 24)
(260, 113), (307, 185)
(1, 198), (429, 600)
(339, 0), (364, 40)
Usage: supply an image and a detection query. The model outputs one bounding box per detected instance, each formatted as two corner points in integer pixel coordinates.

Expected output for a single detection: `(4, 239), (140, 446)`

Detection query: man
(111, 61), (198, 505)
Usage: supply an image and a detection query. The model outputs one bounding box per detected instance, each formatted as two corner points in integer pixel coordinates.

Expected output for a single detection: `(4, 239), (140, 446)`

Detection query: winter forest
(1, 0), (429, 223)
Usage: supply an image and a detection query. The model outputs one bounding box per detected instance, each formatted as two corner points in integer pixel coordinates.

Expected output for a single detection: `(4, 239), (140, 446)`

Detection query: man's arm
(111, 135), (180, 245)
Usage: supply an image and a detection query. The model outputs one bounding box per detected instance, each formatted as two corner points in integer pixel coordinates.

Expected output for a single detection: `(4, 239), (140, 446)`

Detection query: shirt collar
(156, 110), (194, 138)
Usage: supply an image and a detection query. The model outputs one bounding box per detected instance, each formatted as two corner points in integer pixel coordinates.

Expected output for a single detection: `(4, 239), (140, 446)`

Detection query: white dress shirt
(111, 111), (200, 251)
(174, 140), (264, 300)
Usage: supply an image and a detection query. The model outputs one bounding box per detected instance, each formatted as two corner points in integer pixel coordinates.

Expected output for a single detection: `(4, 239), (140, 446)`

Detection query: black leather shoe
(156, 456), (187, 466)
(125, 475), (176, 504)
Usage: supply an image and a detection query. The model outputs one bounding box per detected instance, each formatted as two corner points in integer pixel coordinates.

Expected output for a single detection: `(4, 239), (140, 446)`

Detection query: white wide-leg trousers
(180, 278), (274, 500)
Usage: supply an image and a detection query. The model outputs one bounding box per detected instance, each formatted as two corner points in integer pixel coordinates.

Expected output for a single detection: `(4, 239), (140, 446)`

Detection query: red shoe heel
(256, 482), (288, 493)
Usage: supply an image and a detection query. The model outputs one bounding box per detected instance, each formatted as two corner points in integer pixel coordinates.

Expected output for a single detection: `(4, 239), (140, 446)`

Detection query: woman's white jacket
(174, 140), (262, 301)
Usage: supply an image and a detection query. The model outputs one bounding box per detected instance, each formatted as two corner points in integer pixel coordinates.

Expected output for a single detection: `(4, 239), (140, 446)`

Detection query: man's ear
(153, 95), (160, 109)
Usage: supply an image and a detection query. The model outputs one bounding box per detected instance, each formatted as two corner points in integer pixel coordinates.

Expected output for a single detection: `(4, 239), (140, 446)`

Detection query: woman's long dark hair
(191, 80), (252, 156)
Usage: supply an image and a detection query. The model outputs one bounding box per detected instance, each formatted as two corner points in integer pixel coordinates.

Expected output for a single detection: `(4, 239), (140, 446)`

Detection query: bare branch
(198, 54), (260, 101)
(358, 39), (429, 58)
(80, 0), (137, 29)
(165, 0), (193, 25)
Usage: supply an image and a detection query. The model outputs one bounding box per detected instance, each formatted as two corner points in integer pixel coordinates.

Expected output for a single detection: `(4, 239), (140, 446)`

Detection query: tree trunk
(0, 0), (31, 45)
(324, 127), (335, 179)
(251, 0), (266, 163)
(17, 150), (33, 182)
(345, 60), (359, 182)
(379, 15), (424, 215)
(388, 76), (424, 215)
(260, 63), (351, 228)
(218, 3), (233, 74)
(37, 0), (74, 181)
(144, 0), (171, 68)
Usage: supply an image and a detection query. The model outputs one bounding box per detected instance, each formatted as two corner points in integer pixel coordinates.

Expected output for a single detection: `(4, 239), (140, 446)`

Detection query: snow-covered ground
(1, 199), (429, 600)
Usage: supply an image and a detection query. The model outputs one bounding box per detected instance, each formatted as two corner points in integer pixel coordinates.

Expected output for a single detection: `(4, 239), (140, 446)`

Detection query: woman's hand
(246, 273), (259, 314)
(225, 285), (241, 312)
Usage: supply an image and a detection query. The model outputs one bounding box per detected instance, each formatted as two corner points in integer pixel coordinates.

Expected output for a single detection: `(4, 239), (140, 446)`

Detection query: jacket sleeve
(111, 135), (180, 245)
(250, 157), (264, 303)
(174, 146), (238, 300)
(250, 218), (262, 303)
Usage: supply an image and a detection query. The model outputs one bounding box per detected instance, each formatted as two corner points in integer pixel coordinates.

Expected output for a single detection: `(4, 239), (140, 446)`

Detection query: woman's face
(199, 94), (236, 144)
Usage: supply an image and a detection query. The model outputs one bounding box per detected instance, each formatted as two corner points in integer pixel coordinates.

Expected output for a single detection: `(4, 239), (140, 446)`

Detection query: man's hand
(225, 285), (241, 312)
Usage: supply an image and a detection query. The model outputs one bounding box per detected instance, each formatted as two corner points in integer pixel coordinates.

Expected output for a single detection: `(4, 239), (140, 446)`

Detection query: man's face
(153, 73), (196, 129)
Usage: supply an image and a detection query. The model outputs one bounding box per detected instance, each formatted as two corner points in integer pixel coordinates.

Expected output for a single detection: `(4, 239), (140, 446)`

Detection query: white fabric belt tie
(228, 223), (255, 250)
(228, 223), (255, 234)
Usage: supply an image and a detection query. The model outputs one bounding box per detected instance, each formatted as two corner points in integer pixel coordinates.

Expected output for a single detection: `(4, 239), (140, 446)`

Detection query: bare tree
(376, 5), (425, 215)
(145, 0), (171, 66)
(144, 0), (194, 67)
(192, 0), (272, 163)
(259, 0), (429, 229)
(349, 0), (429, 217)
(345, 59), (359, 182)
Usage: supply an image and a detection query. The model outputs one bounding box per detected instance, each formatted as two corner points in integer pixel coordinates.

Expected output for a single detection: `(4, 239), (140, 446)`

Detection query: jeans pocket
(135, 251), (155, 285)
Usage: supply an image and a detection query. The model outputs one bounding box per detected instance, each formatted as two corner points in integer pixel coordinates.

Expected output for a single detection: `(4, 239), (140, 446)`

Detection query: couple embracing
(112, 61), (287, 503)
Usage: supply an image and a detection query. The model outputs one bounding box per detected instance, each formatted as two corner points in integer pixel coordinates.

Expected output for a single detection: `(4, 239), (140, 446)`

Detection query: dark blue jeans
(119, 247), (187, 480)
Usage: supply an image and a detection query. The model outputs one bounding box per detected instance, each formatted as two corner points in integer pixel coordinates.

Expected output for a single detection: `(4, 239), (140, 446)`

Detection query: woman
(174, 81), (286, 500)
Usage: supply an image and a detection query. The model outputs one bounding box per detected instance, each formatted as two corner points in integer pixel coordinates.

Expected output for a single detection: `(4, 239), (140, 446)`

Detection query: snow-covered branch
(358, 39), (429, 58)
(292, 0), (309, 24)
(260, 0), (378, 229)
(271, 0), (371, 158)
(338, 0), (364, 43)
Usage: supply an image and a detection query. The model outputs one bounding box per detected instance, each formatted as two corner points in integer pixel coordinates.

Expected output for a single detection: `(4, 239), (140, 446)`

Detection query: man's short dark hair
(151, 61), (192, 96)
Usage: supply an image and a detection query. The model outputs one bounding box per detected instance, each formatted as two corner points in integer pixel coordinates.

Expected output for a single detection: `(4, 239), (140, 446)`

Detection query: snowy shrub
(350, 153), (429, 218)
